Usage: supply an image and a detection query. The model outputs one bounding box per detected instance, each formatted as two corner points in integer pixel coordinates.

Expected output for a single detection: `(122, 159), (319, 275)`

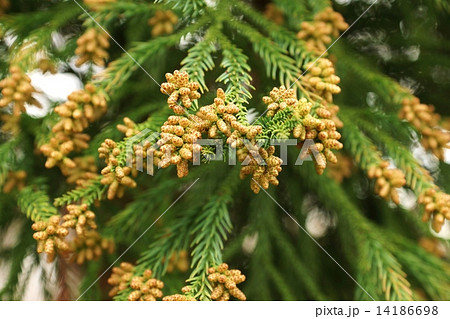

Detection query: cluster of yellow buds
(291, 97), (343, 175)
(2, 170), (26, 193)
(38, 58), (57, 74)
(117, 117), (139, 137)
(128, 269), (164, 301)
(75, 28), (110, 67)
(0, 113), (20, 134)
(367, 161), (406, 204)
(62, 203), (97, 236)
(207, 263), (246, 301)
(297, 7), (348, 54)
(0, 0), (9, 15)
(160, 70), (201, 114)
(32, 216), (70, 262)
(302, 58), (341, 103)
(148, 10), (178, 37)
(150, 114), (206, 178)
(418, 237), (446, 258)
(262, 86), (297, 117)
(238, 145), (283, 194)
(108, 262), (135, 297)
(40, 132), (90, 169)
(99, 139), (137, 199)
(263, 3), (284, 25)
(418, 189), (450, 233)
(166, 250), (190, 273)
(163, 286), (195, 301)
(327, 153), (353, 183)
(398, 98), (450, 160)
(40, 83), (106, 172)
(60, 156), (98, 186)
(163, 294), (195, 301)
(0, 66), (41, 115)
(84, 0), (116, 10)
(70, 230), (115, 264)
(52, 84), (107, 133)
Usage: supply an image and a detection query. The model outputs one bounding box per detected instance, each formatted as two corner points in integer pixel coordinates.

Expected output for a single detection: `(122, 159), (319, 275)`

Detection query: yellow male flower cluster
(208, 263), (246, 301)
(99, 139), (138, 199)
(262, 86), (297, 117)
(399, 97), (450, 160)
(163, 286), (196, 301)
(0, 113), (20, 134)
(128, 269), (164, 301)
(238, 145), (283, 194)
(117, 117), (139, 137)
(327, 153), (353, 183)
(418, 237), (446, 258)
(2, 170), (26, 193)
(302, 58), (341, 103)
(297, 7), (348, 54)
(62, 203), (97, 236)
(150, 114), (206, 178)
(0, 66), (41, 115)
(75, 28), (110, 67)
(70, 230), (115, 265)
(263, 3), (284, 25)
(38, 58), (57, 74)
(165, 250), (190, 273)
(108, 262), (135, 297)
(32, 216), (70, 262)
(60, 156), (98, 187)
(148, 10), (178, 37)
(84, 0), (116, 10)
(40, 83), (106, 170)
(40, 132), (90, 169)
(0, 0), (9, 16)
(418, 189), (450, 233)
(367, 161), (406, 205)
(290, 97), (343, 175)
(160, 70), (201, 114)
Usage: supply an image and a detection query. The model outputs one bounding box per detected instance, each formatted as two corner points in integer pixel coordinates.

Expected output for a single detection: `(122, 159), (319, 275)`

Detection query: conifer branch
(18, 185), (58, 222)
(53, 177), (106, 207)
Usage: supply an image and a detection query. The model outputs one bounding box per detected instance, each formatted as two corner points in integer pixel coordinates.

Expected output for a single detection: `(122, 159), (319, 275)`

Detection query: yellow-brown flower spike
(162, 294), (196, 301)
(418, 237), (446, 258)
(148, 10), (178, 37)
(38, 59), (57, 74)
(264, 3), (284, 25)
(84, 0), (116, 10)
(108, 262), (135, 297)
(40, 132), (90, 169)
(0, 66), (42, 115)
(302, 58), (341, 103)
(262, 86), (297, 117)
(207, 263), (246, 301)
(128, 269), (164, 301)
(327, 153), (353, 183)
(75, 28), (110, 67)
(367, 161), (406, 205)
(62, 203), (97, 236)
(99, 139), (137, 200)
(117, 117), (139, 137)
(165, 250), (190, 273)
(161, 70), (201, 114)
(238, 145), (283, 194)
(418, 189), (450, 233)
(32, 215), (70, 262)
(2, 170), (26, 193)
(297, 7), (348, 54)
(60, 156), (98, 186)
(399, 98), (450, 160)
(1, 113), (21, 135)
(70, 230), (115, 265)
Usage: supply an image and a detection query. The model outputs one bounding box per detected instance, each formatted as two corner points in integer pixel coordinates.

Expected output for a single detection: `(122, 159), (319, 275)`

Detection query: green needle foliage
(0, 0), (449, 301)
